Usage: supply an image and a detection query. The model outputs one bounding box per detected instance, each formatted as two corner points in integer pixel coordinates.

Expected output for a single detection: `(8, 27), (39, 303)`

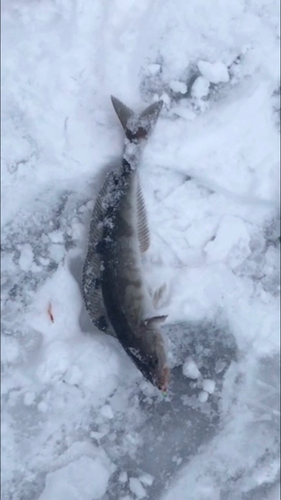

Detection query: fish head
(138, 315), (170, 392)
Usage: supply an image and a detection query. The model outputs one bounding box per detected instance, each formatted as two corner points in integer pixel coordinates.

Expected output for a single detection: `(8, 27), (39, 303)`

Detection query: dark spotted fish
(82, 96), (169, 391)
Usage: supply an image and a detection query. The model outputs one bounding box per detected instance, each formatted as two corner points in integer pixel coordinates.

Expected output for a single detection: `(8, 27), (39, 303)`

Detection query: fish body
(82, 97), (169, 391)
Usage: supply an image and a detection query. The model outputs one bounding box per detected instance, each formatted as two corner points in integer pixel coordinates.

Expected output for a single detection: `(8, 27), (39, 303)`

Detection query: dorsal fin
(137, 176), (150, 253)
(111, 96), (134, 130)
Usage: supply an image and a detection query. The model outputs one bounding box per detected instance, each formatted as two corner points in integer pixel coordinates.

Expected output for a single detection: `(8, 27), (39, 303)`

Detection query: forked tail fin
(111, 96), (134, 130)
(111, 96), (163, 141)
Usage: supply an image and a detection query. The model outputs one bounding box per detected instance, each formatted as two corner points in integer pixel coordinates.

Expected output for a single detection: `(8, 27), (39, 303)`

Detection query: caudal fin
(140, 100), (163, 134)
(111, 96), (134, 130)
(111, 96), (163, 140)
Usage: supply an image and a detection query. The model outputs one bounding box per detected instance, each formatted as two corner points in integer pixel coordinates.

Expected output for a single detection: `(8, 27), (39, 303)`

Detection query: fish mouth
(157, 366), (170, 392)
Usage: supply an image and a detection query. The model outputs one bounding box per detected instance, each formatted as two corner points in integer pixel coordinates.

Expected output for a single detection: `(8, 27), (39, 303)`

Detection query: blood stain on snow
(47, 303), (55, 323)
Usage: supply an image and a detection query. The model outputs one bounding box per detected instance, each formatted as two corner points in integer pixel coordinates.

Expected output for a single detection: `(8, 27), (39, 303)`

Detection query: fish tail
(111, 96), (163, 141)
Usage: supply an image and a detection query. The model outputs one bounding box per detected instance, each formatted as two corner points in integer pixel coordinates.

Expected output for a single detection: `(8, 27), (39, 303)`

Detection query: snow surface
(1, 0), (280, 499)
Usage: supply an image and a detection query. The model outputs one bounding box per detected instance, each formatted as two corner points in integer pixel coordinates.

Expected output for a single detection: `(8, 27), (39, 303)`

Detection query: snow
(197, 60), (230, 84)
(182, 358), (201, 379)
(169, 80), (187, 94)
(100, 404), (114, 420)
(23, 391), (36, 406)
(147, 64), (161, 76)
(18, 243), (34, 272)
(204, 215), (251, 269)
(139, 473), (154, 486)
(38, 456), (111, 500)
(129, 478), (147, 499)
(202, 379), (216, 395)
(198, 391), (209, 403)
(1, 0), (280, 499)
(191, 76), (210, 99)
(119, 471), (128, 483)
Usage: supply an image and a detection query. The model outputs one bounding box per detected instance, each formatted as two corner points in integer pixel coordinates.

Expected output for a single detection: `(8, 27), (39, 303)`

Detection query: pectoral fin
(143, 315), (168, 328)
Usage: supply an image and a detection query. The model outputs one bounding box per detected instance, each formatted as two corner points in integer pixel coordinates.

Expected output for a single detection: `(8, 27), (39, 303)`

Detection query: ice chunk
(49, 243), (65, 262)
(119, 471), (128, 483)
(38, 456), (111, 500)
(48, 230), (64, 243)
(191, 76), (210, 99)
(139, 473), (154, 486)
(129, 478), (147, 499)
(18, 243), (34, 271)
(202, 379), (216, 394)
(182, 358), (201, 379)
(160, 92), (171, 106)
(198, 391), (209, 403)
(169, 80), (187, 94)
(197, 60), (229, 83)
(100, 404), (114, 420)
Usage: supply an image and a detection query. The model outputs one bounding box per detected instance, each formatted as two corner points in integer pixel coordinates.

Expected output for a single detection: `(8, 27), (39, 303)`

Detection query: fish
(82, 96), (170, 391)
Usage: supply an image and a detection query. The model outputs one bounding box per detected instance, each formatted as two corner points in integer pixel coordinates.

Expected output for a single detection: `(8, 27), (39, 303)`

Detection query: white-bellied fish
(82, 96), (169, 391)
